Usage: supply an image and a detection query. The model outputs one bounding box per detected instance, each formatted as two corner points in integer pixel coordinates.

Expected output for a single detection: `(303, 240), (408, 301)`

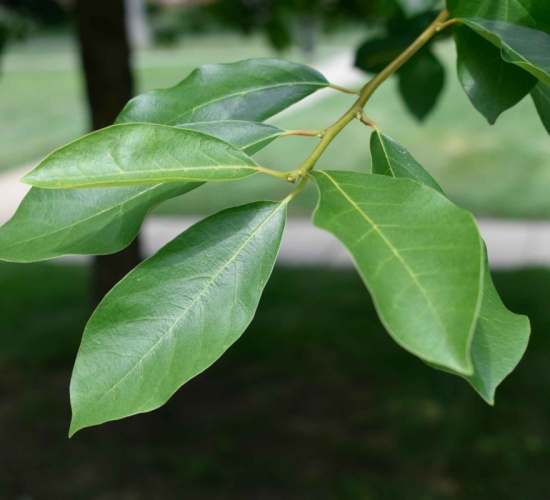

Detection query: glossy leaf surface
(311, 170), (484, 374)
(116, 58), (329, 126)
(398, 48), (445, 121)
(454, 24), (536, 124)
(23, 124), (262, 189)
(70, 201), (287, 435)
(370, 132), (530, 402)
(178, 120), (283, 155)
(0, 120), (280, 262)
(0, 183), (199, 262)
(462, 18), (550, 86)
(531, 82), (550, 134)
(370, 130), (443, 193)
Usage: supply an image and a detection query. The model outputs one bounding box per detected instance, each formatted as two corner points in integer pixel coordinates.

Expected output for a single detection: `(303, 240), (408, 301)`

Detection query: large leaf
(453, 24), (536, 124)
(69, 201), (287, 435)
(531, 82), (550, 134)
(370, 131), (530, 402)
(398, 47), (445, 121)
(0, 121), (280, 262)
(462, 18), (550, 86)
(22, 123), (264, 189)
(116, 58), (329, 126)
(448, 1), (546, 123)
(0, 184), (199, 262)
(311, 170), (484, 374)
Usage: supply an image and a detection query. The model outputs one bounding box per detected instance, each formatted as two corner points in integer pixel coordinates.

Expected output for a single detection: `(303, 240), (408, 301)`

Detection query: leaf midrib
(74, 201), (286, 425)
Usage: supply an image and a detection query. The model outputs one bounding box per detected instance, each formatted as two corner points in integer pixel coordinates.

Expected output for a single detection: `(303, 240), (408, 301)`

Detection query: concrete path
(1, 52), (549, 270)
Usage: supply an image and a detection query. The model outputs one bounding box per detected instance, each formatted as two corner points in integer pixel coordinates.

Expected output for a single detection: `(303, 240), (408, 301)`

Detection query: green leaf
(398, 47), (445, 121)
(311, 170), (484, 374)
(370, 131), (530, 402)
(69, 201), (287, 435)
(453, 24), (537, 123)
(462, 18), (550, 86)
(0, 119), (281, 262)
(447, 0), (550, 32)
(355, 35), (413, 74)
(178, 121), (283, 155)
(22, 123), (264, 189)
(116, 58), (329, 126)
(531, 82), (550, 134)
(0, 184), (199, 262)
(461, 257), (530, 404)
(370, 130), (443, 193)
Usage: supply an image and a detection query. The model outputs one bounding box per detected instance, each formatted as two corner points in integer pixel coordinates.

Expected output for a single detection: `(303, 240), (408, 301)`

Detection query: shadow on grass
(0, 262), (549, 499)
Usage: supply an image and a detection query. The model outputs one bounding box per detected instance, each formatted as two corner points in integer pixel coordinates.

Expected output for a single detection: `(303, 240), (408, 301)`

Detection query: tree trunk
(74, 0), (141, 303)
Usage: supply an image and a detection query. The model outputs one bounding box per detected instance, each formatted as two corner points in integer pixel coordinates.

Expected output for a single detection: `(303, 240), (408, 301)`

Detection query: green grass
(2, 33), (550, 219)
(0, 260), (549, 498)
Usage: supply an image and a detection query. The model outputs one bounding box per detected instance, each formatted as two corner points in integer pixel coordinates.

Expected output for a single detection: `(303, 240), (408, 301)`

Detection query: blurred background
(1, 0), (550, 498)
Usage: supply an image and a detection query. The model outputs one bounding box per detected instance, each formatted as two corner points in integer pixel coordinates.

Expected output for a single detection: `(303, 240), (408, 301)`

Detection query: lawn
(1, 260), (549, 498)
(2, 31), (550, 220)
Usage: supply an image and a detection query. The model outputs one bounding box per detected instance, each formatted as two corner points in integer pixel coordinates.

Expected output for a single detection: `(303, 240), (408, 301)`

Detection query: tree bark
(74, 0), (141, 303)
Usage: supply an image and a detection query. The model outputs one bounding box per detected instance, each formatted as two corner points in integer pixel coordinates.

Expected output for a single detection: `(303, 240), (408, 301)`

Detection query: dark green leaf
(311, 170), (484, 374)
(69, 201), (287, 435)
(370, 131), (530, 402)
(453, 24), (536, 124)
(370, 130), (443, 193)
(23, 124), (263, 189)
(116, 58), (329, 126)
(447, 0), (550, 32)
(398, 47), (445, 121)
(0, 120), (281, 262)
(355, 35), (413, 74)
(462, 18), (550, 86)
(531, 82), (550, 134)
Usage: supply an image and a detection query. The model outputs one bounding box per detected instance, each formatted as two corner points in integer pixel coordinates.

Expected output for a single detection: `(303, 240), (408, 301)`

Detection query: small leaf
(370, 132), (530, 402)
(453, 24), (537, 124)
(23, 124), (263, 189)
(0, 119), (280, 262)
(355, 35), (413, 74)
(462, 18), (550, 86)
(70, 201), (287, 435)
(531, 82), (550, 134)
(311, 170), (484, 374)
(370, 130), (443, 193)
(398, 47), (445, 121)
(116, 58), (329, 126)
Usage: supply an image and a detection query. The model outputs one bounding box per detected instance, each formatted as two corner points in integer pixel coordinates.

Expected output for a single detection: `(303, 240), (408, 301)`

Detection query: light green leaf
(69, 201), (287, 435)
(453, 24), (536, 124)
(398, 48), (445, 121)
(0, 184), (199, 262)
(178, 120), (283, 155)
(116, 58), (329, 126)
(311, 170), (484, 374)
(22, 123), (265, 189)
(370, 132), (530, 402)
(462, 18), (550, 86)
(531, 82), (550, 134)
(370, 130), (443, 193)
(0, 119), (281, 262)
